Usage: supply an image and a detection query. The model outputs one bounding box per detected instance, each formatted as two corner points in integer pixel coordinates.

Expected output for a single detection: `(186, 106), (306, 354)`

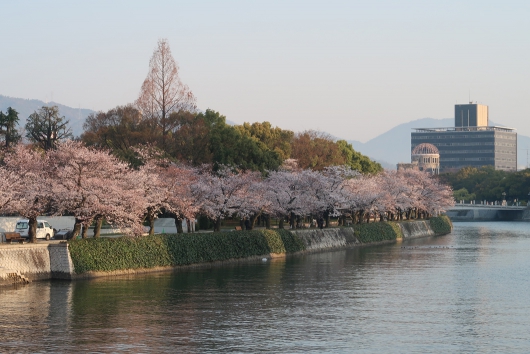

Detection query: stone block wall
(291, 228), (358, 251)
(0, 243), (75, 286)
(399, 220), (435, 239)
(49, 244), (75, 279)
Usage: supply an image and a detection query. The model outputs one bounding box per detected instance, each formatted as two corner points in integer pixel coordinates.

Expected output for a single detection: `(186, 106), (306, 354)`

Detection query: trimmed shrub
(68, 229), (306, 274)
(353, 222), (402, 243)
(429, 215), (453, 235)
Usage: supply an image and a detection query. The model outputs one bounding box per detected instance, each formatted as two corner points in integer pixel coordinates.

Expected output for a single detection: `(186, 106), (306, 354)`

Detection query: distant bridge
(446, 203), (529, 221)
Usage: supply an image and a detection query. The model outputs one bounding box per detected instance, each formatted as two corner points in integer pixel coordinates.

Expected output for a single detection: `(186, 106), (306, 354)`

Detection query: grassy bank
(352, 216), (452, 243)
(353, 221), (403, 243)
(68, 229), (306, 274)
(429, 215), (453, 235)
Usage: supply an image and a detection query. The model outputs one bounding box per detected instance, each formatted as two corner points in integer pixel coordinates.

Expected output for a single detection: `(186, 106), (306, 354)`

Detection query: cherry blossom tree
(402, 170), (454, 218)
(48, 141), (145, 238)
(2, 144), (53, 242)
(192, 166), (259, 232)
(158, 163), (200, 234)
(318, 166), (360, 226)
(264, 170), (315, 228)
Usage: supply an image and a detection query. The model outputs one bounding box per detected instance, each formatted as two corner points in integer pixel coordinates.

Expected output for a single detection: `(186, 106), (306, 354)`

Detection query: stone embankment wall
(398, 220), (436, 239)
(291, 228), (359, 251)
(290, 219), (443, 251)
(0, 243), (74, 286)
(0, 219), (449, 286)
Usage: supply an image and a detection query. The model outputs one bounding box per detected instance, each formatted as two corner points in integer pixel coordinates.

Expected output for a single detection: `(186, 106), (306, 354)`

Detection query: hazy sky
(2, 0), (529, 142)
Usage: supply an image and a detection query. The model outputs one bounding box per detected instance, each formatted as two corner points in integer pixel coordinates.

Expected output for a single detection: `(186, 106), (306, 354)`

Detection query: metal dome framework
(412, 143), (439, 155)
(411, 143), (440, 175)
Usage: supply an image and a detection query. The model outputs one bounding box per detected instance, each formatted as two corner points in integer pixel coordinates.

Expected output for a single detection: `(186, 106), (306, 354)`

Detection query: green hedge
(68, 229), (306, 274)
(353, 221), (403, 243)
(429, 215), (453, 235)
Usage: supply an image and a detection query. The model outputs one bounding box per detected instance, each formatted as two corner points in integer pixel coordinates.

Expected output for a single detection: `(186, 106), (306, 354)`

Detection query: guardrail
(450, 203), (527, 210)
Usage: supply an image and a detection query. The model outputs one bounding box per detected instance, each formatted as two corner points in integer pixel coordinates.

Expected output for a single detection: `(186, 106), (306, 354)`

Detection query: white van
(15, 219), (54, 240)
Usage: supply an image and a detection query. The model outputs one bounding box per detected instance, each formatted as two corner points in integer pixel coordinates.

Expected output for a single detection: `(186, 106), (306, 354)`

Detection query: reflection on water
(2, 222), (530, 353)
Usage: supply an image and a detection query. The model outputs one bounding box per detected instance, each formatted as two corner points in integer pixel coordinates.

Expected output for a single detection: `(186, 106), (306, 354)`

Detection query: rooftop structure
(455, 103), (488, 128)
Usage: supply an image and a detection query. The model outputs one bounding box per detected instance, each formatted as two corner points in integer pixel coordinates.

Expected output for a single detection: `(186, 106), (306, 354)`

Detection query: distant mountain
(349, 117), (530, 170)
(0, 95), (94, 137)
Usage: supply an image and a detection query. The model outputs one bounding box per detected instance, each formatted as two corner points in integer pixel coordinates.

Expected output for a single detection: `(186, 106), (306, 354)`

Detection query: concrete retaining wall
(399, 220), (436, 239)
(291, 228), (359, 251)
(0, 243), (74, 287)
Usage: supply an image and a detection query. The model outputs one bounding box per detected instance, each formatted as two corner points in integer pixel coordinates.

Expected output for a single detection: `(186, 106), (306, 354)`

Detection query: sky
(1, 0), (530, 142)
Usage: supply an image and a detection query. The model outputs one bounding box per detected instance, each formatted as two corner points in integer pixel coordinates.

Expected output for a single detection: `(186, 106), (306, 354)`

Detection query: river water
(2, 222), (530, 353)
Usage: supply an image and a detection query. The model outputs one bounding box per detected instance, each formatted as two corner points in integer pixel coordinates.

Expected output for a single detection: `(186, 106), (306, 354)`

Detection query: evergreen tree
(0, 107), (21, 148)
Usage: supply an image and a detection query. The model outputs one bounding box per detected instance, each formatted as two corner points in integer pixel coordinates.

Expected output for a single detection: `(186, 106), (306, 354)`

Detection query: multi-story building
(410, 103), (517, 173)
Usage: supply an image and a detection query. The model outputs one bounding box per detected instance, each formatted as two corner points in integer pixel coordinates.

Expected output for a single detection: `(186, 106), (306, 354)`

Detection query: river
(2, 222), (530, 353)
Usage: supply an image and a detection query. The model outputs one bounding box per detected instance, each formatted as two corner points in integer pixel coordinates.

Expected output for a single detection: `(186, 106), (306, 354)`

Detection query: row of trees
(440, 166), (530, 203)
(81, 107), (382, 173)
(0, 141), (453, 242)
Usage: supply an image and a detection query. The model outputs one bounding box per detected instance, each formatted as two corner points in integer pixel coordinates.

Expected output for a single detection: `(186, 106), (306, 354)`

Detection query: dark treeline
(439, 166), (530, 204)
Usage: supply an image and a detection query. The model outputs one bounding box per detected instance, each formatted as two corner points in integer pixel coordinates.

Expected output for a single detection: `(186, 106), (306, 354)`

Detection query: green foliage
(26, 106), (73, 150)
(429, 215), (452, 235)
(353, 222), (402, 243)
(235, 122), (294, 161)
(68, 229), (306, 274)
(439, 166), (530, 203)
(336, 140), (383, 174)
(0, 107), (21, 148)
(206, 110), (282, 172)
(453, 188), (476, 202)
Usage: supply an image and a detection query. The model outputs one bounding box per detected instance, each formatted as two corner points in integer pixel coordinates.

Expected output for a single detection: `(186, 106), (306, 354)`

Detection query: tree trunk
(214, 217), (221, 232)
(72, 218), (83, 239)
(146, 209), (156, 236)
(324, 211), (330, 228)
(289, 212), (296, 229)
(28, 217), (37, 243)
(249, 213), (260, 230)
(279, 218), (284, 229)
(93, 216), (103, 238)
(358, 211), (365, 224)
(81, 224), (88, 239)
(173, 215), (184, 234)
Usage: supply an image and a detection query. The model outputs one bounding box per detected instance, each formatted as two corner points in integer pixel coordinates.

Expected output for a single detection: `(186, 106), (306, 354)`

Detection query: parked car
(15, 219), (54, 240)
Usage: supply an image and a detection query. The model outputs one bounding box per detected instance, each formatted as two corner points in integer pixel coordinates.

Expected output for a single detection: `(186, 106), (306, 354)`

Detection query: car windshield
(16, 222), (29, 229)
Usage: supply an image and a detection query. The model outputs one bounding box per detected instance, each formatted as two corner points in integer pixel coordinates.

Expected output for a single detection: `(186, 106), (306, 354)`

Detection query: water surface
(2, 222), (530, 353)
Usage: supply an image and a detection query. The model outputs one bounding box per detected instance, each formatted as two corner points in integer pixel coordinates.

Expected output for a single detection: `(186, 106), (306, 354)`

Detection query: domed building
(411, 143), (439, 174)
